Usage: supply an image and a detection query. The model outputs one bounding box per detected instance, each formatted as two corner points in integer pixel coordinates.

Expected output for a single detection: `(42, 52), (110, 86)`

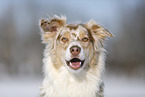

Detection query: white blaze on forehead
(70, 25), (87, 40)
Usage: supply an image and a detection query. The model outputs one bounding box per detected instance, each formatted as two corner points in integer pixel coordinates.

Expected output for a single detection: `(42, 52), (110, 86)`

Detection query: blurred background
(0, 0), (145, 97)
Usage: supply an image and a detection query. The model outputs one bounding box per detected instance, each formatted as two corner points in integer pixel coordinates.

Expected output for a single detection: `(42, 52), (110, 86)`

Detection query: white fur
(40, 46), (105, 97)
(39, 16), (107, 97)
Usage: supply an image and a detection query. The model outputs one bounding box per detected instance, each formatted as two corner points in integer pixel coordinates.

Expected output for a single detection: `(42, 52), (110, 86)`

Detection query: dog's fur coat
(39, 15), (113, 97)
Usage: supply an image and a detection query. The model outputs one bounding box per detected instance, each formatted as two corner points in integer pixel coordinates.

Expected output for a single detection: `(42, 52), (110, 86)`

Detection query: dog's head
(40, 15), (113, 73)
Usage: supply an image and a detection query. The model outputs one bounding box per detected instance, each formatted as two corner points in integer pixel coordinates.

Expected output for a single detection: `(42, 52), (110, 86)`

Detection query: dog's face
(56, 25), (94, 72)
(40, 16), (113, 73)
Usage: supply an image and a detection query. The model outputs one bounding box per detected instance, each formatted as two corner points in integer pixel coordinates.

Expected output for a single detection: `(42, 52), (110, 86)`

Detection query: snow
(0, 75), (145, 97)
(0, 77), (41, 97)
(104, 75), (145, 97)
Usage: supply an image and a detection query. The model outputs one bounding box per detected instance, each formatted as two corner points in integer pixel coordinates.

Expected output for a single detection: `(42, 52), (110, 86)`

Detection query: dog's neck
(40, 47), (105, 97)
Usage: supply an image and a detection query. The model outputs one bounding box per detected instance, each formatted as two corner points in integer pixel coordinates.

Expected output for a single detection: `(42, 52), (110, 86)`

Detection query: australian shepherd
(39, 15), (113, 97)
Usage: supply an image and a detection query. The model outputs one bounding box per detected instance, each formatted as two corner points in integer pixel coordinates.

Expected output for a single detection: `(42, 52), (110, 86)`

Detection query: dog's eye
(61, 37), (69, 42)
(82, 37), (89, 42)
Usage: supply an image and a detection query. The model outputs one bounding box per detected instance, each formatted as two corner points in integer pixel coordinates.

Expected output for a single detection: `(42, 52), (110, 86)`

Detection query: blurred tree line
(106, 1), (145, 77)
(0, 1), (43, 76)
(0, 1), (145, 77)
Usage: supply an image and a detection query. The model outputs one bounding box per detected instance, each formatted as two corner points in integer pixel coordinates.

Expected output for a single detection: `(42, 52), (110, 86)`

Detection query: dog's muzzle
(65, 44), (85, 70)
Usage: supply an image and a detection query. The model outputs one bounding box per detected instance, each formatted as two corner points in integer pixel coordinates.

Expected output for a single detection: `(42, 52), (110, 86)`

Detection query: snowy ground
(0, 77), (41, 97)
(104, 75), (145, 97)
(0, 75), (145, 97)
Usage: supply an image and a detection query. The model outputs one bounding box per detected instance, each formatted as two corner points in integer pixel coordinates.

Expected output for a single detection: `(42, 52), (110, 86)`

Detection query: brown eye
(82, 37), (89, 42)
(61, 37), (69, 42)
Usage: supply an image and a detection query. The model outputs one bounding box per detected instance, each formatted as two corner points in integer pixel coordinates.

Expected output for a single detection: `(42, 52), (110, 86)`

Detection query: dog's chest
(42, 68), (99, 97)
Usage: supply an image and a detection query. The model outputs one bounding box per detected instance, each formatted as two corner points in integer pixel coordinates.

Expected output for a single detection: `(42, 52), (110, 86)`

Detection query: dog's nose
(70, 46), (81, 56)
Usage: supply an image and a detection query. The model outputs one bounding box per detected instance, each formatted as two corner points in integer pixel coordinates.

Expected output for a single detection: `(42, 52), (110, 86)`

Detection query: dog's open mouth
(66, 58), (85, 70)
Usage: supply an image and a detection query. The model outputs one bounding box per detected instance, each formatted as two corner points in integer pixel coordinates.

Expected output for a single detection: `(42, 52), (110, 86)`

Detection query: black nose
(70, 46), (81, 56)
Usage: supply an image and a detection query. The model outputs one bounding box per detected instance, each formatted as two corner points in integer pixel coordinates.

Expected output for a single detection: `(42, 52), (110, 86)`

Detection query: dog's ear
(39, 15), (66, 43)
(86, 20), (113, 49)
(86, 20), (113, 39)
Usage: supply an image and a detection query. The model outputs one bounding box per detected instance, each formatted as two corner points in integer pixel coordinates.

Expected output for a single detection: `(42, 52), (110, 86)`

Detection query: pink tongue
(70, 62), (81, 70)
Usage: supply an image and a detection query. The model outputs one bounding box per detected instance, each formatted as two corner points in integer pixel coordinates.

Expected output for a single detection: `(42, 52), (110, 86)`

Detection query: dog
(39, 15), (113, 97)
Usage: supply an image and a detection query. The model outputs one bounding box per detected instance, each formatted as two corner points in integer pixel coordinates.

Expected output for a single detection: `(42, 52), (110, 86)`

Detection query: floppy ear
(86, 20), (113, 47)
(39, 15), (66, 43)
(86, 20), (113, 39)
